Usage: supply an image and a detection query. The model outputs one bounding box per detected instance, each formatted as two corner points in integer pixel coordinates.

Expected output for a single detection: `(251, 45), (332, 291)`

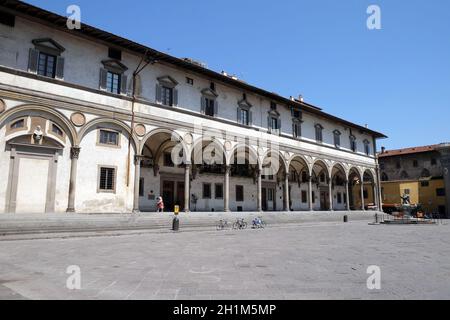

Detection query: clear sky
(24, 0), (450, 150)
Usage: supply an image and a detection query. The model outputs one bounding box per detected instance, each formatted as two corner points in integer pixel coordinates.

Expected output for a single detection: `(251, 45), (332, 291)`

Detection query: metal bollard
(172, 205), (180, 231)
(375, 213), (379, 224)
(172, 216), (179, 231)
(343, 215), (348, 223)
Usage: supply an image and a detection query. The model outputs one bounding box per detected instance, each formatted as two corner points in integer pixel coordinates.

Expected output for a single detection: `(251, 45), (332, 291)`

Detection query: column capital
(134, 154), (145, 165)
(70, 146), (81, 159)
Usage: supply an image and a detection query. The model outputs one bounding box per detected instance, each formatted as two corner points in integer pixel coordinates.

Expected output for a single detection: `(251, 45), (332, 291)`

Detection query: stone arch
(312, 159), (330, 180)
(228, 143), (259, 168)
(289, 154), (310, 183)
(331, 162), (347, 185)
(261, 149), (289, 175)
(191, 137), (226, 166)
(0, 104), (77, 146)
(78, 117), (138, 152)
(139, 128), (187, 159)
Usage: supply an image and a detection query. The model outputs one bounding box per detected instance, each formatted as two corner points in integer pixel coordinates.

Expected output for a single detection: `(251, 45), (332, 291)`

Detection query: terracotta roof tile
(378, 144), (439, 158)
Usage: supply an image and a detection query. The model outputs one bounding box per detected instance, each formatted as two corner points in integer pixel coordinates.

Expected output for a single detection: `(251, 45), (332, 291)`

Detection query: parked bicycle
(233, 218), (248, 230)
(252, 217), (266, 229)
(216, 219), (231, 231)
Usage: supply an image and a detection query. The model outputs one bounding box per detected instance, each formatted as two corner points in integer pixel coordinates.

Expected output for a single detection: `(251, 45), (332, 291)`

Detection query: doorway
(161, 178), (185, 212)
(262, 186), (276, 211)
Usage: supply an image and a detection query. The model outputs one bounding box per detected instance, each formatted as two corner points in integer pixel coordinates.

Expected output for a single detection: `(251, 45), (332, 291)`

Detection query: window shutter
(292, 123), (295, 137)
(28, 48), (39, 74)
(120, 74), (128, 95)
(155, 84), (161, 103)
(248, 111), (252, 126)
(214, 100), (218, 117)
(201, 97), (206, 114)
(55, 56), (65, 79)
(237, 108), (241, 123)
(267, 116), (271, 131)
(277, 118), (281, 132)
(99, 68), (107, 90)
(173, 88), (178, 106)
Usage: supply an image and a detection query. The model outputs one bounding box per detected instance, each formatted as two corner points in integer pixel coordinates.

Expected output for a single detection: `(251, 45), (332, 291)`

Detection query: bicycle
(252, 217), (266, 229)
(233, 218), (248, 230)
(216, 219), (231, 231)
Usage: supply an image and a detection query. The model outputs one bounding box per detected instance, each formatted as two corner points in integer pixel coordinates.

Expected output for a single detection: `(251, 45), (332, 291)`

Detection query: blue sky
(25, 0), (450, 150)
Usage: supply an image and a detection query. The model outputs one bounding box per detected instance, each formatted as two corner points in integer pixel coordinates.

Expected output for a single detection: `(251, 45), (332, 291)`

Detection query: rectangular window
(293, 122), (301, 138)
(203, 183), (211, 199)
(186, 77), (194, 85)
(99, 130), (119, 146)
(312, 191), (315, 203)
(271, 117), (278, 130)
(334, 132), (340, 147)
(106, 71), (121, 94)
(236, 185), (244, 202)
(240, 109), (249, 125)
(396, 161), (401, 169)
(337, 192), (342, 204)
(99, 167), (116, 192)
(350, 138), (357, 152)
(215, 183), (223, 199)
(365, 143), (370, 155)
(413, 160), (418, 167)
(364, 189), (369, 199)
(163, 152), (174, 167)
(431, 158), (437, 165)
(204, 98), (215, 117)
(301, 190), (307, 203)
(436, 188), (446, 197)
(421, 181), (429, 187)
(37, 52), (56, 78)
(315, 126), (323, 142)
(161, 86), (173, 106)
(108, 48), (122, 60)
(270, 102), (277, 110)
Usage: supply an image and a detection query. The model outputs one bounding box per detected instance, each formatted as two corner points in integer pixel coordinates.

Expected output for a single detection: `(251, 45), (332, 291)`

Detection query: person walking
(156, 196), (164, 213)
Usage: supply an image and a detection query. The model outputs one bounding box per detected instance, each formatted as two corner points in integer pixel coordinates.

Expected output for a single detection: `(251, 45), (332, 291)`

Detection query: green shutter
(155, 84), (161, 103)
(99, 68), (107, 90)
(173, 88), (178, 106)
(28, 48), (39, 74)
(55, 56), (65, 79)
(120, 74), (128, 95)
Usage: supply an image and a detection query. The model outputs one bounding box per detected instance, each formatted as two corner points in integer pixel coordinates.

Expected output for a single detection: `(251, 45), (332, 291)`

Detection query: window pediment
(333, 130), (341, 136)
(238, 98), (252, 109)
(32, 38), (65, 55)
(101, 59), (128, 73)
(268, 109), (279, 117)
(315, 123), (323, 130)
(157, 75), (178, 87)
(201, 88), (218, 98)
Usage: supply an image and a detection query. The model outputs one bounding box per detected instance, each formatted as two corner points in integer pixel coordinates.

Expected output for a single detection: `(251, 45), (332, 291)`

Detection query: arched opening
(310, 160), (330, 211)
(363, 170), (376, 210)
(348, 167), (363, 210)
(227, 144), (259, 212)
(0, 107), (75, 214)
(139, 129), (187, 212)
(289, 155), (310, 211)
(261, 150), (287, 211)
(190, 139), (227, 212)
(331, 163), (347, 211)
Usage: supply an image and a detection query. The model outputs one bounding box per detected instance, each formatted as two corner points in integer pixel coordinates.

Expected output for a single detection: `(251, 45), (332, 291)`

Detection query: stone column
(184, 164), (191, 212)
(133, 155), (143, 213)
(345, 180), (350, 211)
(66, 146), (80, 213)
(224, 165), (231, 212)
(372, 183), (378, 210)
(308, 175), (313, 211)
(360, 180), (365, 211)
(257, 168), (262, 212)
(436, 143), (450, 218)
(328, 177), (333, 211)
(284, 172), (290, 211)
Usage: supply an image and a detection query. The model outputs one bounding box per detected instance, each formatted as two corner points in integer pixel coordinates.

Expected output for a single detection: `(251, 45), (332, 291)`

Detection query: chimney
(381, 146), (386, 153)
(298, 95), (304, 102)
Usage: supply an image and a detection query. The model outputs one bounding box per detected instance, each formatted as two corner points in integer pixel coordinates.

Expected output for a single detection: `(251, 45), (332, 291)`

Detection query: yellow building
(381, 178), (446, 214)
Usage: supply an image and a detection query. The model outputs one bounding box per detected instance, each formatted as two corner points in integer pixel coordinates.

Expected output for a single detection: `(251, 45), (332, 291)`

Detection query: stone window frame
(97, 165), (117, 194)
(96, 128), (121, 149)
(267, 109), (281, 134)
(99, 59), (129, 95)
(201, 88), (219, 117)
(363, 139), (371, 155)
(156, 75), (179, 107)
(315, 124), (324, 143)
(349, 134), (357, 152)
(237, 96), (253, 126)
(28, 38), (66, 80)
(333, 130), (341, 148)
